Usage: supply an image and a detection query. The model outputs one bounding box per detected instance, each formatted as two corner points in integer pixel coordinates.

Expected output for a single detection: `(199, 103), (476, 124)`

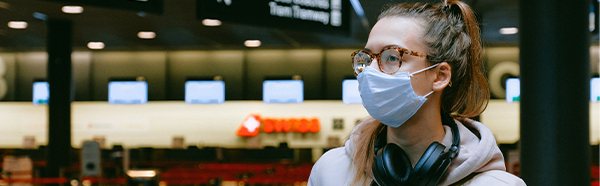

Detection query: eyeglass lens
(353, 52), (371, 75)
(353, 49), (402, 75)
(379, 49), (401, 74)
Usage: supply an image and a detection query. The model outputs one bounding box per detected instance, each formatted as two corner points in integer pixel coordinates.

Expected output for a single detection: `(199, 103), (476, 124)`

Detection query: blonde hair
(350, 1), (489, 184)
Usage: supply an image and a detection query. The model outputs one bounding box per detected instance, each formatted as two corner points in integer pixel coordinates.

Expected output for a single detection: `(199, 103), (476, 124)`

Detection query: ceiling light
(202, 19), (221, 26)
(7, 21), (27, 29)
(244, 40), (261, 47)
(87, 42), (105, 50)
(62, 6), (83, 14)
(138, 31), (156, 39)
(499, 27), (518, 35)
(126, 170), (156, 178)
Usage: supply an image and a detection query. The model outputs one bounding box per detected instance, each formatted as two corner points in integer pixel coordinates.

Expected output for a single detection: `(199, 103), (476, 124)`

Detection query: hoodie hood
(344, 117), (506, 186)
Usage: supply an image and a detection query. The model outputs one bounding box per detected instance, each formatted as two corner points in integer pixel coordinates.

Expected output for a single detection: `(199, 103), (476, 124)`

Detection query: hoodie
(308, 118), (526, 186)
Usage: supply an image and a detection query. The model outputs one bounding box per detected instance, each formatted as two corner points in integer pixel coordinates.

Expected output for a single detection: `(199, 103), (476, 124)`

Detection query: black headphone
(371, 113), (460, 186)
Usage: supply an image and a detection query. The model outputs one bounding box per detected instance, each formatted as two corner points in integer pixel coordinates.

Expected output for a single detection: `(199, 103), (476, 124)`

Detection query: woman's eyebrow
(383, 44), (404, 49)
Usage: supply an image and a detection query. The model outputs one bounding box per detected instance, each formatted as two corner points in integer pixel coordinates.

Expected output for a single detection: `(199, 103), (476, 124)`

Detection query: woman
(308, 1), (526, 186)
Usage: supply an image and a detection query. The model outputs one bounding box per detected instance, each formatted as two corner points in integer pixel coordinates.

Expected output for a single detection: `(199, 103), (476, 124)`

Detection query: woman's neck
(386, 101), (446, 168)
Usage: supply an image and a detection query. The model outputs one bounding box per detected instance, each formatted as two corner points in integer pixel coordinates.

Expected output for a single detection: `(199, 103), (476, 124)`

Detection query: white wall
(0, 101), (368, 149)
(0, 100), (596, 151)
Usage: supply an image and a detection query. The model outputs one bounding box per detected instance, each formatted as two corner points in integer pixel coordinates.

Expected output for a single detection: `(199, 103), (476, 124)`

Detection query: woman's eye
(387, 56), (400, 62)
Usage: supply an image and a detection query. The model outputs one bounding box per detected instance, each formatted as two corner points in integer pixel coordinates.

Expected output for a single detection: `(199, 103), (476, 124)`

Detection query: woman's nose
(369, 58), (379, 68)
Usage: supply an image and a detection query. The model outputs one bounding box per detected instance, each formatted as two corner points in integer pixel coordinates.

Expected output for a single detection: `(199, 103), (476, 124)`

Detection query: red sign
(236, 115), (320, 137)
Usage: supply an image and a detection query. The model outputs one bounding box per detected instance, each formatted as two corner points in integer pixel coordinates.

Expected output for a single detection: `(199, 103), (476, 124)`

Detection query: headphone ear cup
(372, 144), (412, 186)
(411, 142), (447, 186)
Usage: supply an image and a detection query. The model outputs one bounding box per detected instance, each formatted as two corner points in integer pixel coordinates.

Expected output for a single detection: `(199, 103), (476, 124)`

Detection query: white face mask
(357, 64), (438, 128)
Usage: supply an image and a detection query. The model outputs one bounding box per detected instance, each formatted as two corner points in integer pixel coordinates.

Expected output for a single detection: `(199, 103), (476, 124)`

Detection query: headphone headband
(442, 113), (460, 158)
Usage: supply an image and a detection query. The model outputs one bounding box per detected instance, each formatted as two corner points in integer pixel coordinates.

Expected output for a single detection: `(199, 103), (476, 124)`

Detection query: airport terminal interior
(0, 0), (599, 185)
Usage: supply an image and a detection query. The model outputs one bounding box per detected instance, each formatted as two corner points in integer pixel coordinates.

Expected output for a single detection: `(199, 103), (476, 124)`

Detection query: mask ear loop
(411, 64), (439, 98)
(423, 91), (434, 98)
(409, 63), (439, 77)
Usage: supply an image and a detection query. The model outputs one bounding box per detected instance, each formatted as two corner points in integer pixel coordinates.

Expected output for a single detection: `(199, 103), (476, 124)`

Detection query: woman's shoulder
(461, 170), (526, 186)
(308, 147), (356, 186)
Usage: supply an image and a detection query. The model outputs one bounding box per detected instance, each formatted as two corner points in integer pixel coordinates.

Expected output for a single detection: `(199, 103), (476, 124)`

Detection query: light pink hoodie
(308, 118), (526, 186)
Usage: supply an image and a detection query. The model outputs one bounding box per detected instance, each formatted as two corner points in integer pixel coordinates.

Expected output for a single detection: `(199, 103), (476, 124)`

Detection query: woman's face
(364, 17), (434, 96)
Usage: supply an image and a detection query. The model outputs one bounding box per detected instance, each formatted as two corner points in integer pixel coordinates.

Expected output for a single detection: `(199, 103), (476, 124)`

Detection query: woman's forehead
(364, 17), (426, 54)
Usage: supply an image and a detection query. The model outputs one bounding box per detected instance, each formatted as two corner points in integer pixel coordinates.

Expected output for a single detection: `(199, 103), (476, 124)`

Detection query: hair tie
(442, 4), (450, 14)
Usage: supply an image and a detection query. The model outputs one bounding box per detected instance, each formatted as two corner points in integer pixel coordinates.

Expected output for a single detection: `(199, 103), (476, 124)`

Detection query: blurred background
(0, 0), (598, 185)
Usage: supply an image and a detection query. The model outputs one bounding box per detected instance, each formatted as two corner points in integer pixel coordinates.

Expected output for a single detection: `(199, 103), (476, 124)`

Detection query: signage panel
(342, 79), (361, 104)
(197, 0), (350, 35)
(263, 80), (303, 103)
(33, 82), (49, 105)
(39, 0), (164, 14)
(185, 81), (225, 104)
(108, 81), (148, 104)
(81, 141), (101, 176)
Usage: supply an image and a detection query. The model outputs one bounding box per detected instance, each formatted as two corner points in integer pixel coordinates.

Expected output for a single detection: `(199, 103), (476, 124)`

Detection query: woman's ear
(433, 62), (451, 91)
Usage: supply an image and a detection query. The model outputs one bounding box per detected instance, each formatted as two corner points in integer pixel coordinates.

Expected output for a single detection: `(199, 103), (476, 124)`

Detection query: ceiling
(0, 0), (595, 52)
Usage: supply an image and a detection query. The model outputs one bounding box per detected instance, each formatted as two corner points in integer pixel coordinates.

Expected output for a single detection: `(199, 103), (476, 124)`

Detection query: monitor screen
(342, 79), (361, 104)
(33, 82), (49, 105)
(108, 81), (148, 104)
(263, 80), (303, 103)
(592, 77), (599, 102)
(185, 81), (225, 104)
(505, 78), (520, 103)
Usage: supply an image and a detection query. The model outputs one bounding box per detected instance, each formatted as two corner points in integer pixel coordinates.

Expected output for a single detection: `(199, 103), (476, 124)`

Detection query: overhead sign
(39, 0), (164, 14)
(197, 0), (350, 35)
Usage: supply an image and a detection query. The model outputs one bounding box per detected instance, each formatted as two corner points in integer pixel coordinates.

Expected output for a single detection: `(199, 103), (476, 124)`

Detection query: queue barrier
(0, 178), (68, 184)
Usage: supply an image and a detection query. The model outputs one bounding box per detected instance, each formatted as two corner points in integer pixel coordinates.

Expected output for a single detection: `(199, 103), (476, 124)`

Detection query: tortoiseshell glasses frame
(351, 46), (428, 75)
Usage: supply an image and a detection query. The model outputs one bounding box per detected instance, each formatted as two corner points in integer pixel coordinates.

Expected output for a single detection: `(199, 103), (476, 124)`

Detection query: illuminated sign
(236, 114), (321, 137)
(592, 77), (599, 102)
(108, 81), (148, 104)
(197, 0), (350, 35)
(505, 78), (520, 103)
(263, 80), (303, 103)
(342, 79), (361, 104)
(263, 117), (320, 133)
(39, 0), (164, 14)
(33, 82), (49, 105)
(236, 115), (262, 137)
(185, 81), (225, 104)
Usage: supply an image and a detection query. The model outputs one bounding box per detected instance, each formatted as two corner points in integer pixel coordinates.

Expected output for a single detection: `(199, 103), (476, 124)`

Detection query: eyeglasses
(351, 46), (428, 75)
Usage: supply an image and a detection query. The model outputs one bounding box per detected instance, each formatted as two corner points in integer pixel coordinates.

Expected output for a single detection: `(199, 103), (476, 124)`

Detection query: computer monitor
(342, 79), (361, 104)
(263, 80), (303, 103)
(505, 78), (520, 103)
(592, 77), (599, 102)
(32, 81), (49, 105)
(108, 81), (148, 104)
(185, 81), (225, 104)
